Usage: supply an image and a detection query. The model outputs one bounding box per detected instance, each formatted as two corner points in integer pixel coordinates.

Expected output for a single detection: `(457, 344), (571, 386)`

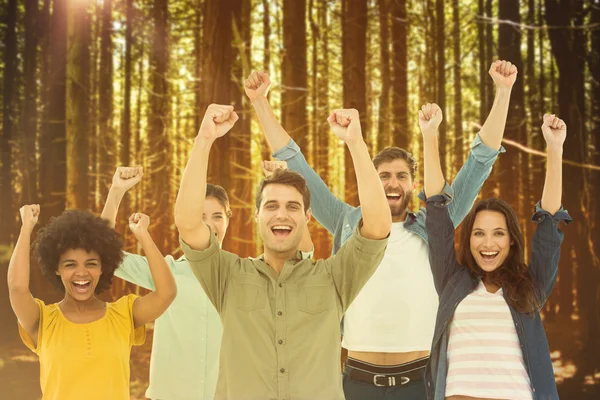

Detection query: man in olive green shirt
(174, 104), (391, 400)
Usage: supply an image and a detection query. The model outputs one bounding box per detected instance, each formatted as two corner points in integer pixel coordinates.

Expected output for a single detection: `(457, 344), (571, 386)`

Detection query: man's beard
(388, 188), (412, 218)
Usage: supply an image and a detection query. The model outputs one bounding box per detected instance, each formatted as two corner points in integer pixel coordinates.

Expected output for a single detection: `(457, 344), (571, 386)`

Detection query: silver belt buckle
(373, 374), (410, 386)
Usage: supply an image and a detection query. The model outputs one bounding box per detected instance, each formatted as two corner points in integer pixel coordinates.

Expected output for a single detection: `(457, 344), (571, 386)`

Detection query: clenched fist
(418, 103), (443, 138)
(489, 60), (518, 89)
(19, 204), (40, 233)
(327, 109), (363, 144)
(128, 212), (150, 238)
(262, 160), (287, 177)
(111, 166), (143, 193)
(245, 71), (271, 101)
(197, 104), (239, 142)
(541, 114), (566, 149)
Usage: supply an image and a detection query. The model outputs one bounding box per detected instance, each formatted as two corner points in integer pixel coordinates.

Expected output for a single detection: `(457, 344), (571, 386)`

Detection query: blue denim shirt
(424, 193), (572, 400)
(273, 134), (505, 252)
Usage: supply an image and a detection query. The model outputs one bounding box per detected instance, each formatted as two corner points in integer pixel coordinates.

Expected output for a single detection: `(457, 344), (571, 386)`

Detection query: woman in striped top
(420, 106), (570, 400)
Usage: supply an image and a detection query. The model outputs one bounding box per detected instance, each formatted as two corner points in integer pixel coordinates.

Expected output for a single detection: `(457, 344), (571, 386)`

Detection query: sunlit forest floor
(0, 320), (598, 400)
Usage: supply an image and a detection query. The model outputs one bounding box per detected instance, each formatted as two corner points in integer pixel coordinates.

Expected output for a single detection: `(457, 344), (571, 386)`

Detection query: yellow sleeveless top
(19, 294), (146, 400)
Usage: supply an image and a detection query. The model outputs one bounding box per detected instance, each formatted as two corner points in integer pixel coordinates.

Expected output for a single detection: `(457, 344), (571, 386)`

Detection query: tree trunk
(122, 0), (133, 167)
(194, 0), (203, 134)
(1, 0), (17, 248)
(311, 0), (331, 260)
(201, 0), (234, 247)
(485, 0), (494, 112)
(544, 0), (587, 333)
(40, 0), (67, 224)
(66, 0), (91, 211)
(229, 0), (254, 257)
(148, 0), (171, 251)
(477, 0), (487, 124)
(587, 0), (600, 370)
(282, 0), (308, 152)
(378, 0), (390, 152)
(497, 0), (526, 219)
(342, 0), (367, 206)
(98, 0), (114, 206)
(259, 0), (272, 160)
(435, 0), (446, 175)
(390, 0), (408, 150)
(21, 0), (39, 205)
(451, 0), (462, 173)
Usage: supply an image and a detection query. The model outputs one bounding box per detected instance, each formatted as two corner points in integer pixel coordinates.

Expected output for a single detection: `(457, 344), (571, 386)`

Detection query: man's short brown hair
(255, 169), (311, 212)
(206, 183), (233, 218)
(372, 147), (418, 180)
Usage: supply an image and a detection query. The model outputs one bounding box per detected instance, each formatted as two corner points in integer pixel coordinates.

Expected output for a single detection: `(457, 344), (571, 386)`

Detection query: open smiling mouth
(271, 225), (292, 238)
(480, 251), (499, 261)
(71, 280), (92, 293)
(386, 192), (402, 202)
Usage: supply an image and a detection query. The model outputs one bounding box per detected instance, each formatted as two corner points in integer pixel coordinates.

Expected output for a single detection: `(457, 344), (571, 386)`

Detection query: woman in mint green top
(101, 165), (313, 400)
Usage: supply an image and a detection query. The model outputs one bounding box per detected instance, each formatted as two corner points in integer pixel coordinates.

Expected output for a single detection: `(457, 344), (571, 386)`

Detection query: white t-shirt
(342, 221), (438, 352)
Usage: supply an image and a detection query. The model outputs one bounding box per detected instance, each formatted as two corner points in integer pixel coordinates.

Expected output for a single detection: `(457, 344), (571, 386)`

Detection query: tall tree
(311, 0), (331, 260)
(229, 0), (254, 257)
(341, 0), (367, 205)
(545, 0), (587, 325)
(390, 0), (409, 150)
(485, 0), (494, 112)
(122, 0), (134, 167)
(435, 0), (446, 174)
(587, 0), (600, 369)
(201, 0), (234, 247)
(98, 0), (114, 204)
(451, 0), (463, 171)
(378, 0), (390, 152)
(40, 0), (67, 225)
(497, 0), (526, 216)
(282, 0), (308, 151)
(194, 0), (203, 134)
(261, 0), (271, 160)
(477, 0), (487, 123)
(66, 0), (91, 210)
(22, 0), (39, 205)
(1, 0), (18, 246)
(148, 0), (171, 250)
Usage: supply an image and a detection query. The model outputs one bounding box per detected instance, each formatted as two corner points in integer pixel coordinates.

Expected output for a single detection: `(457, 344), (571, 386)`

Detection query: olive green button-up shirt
(180, 225), (388, 400)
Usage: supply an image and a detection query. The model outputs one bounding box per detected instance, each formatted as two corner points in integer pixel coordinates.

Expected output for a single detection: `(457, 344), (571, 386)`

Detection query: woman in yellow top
(7, 205), (177, 400)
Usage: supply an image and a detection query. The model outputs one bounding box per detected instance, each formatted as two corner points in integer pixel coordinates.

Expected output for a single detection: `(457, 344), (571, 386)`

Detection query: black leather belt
(343, 357), (427, 387)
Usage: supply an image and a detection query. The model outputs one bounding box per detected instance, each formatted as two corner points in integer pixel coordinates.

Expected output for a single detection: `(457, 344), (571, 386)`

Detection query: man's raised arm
(174, 104), (239, 250)
(328, 109), (391, 239)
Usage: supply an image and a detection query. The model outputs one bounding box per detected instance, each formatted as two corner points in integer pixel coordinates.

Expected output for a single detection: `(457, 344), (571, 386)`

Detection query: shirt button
(278, 340), (283, 344)
(278, 311), (283, 316)
(280, 368), (285, 373)
(279, 283), (282, 287)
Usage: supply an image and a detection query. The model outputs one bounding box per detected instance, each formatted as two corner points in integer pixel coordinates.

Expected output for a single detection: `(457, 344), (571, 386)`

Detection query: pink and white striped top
(445, 280), (533, 400)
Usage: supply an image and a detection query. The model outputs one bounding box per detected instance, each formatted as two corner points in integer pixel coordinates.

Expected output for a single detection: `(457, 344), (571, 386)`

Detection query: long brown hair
(457, 198), (539, 313)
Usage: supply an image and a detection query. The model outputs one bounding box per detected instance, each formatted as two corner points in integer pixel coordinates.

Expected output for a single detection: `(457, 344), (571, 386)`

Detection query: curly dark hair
(457, 198), (540, 314)
(33, 209), (124, 294)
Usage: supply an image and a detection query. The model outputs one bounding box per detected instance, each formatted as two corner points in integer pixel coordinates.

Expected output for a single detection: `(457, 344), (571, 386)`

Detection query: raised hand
(19, 204), (40, 233)
(197, 104), (239, 142)
(418, 103), (443, 138)
(489, 60), (518, 89)
(245, 71), (271, 101)
(128, 212), (150, 237)
(541, 114), (567, 149)
(262, 160), (287, 177)
(327, 109), (363, 144)
(111, 166), (143, 193)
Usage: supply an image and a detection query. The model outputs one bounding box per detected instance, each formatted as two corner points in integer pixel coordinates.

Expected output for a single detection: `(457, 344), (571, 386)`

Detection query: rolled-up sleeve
(180, 232), (239, 313)
(328, 222), (389, 312)
(425, 192), (462, 295)
(529, 202), (572, 309)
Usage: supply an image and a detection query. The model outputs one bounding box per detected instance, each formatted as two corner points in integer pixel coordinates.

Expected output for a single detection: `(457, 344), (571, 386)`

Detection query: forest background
(0, 0), (599, 398)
